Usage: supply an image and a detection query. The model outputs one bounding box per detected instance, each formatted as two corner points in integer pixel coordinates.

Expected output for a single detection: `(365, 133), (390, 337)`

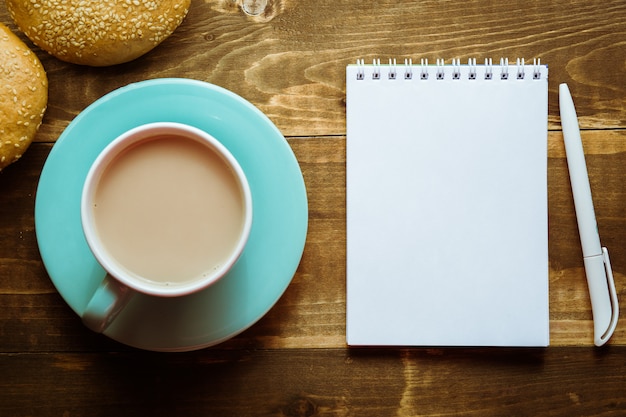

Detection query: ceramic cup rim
(80, 122), (253, 297)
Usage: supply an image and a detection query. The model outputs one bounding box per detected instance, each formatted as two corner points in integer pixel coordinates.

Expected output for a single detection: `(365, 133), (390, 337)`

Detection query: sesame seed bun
(6, 0), (191, 66)
(0, 23), (48, 171)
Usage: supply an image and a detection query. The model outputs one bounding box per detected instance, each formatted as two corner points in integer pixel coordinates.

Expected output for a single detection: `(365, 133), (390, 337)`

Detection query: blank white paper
(346, 61), (549, 346)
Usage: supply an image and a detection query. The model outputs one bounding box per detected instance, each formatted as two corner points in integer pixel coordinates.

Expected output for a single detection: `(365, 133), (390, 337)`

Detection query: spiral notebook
(346, 58), (549, 347)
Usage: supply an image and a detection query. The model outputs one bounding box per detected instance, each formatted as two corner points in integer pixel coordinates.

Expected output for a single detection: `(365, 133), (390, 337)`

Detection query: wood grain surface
(2, 348), (625, 417)
(1, 0), (626, 415)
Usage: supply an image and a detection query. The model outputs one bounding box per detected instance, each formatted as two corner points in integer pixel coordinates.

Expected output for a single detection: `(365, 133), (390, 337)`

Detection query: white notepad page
(346, 60), (549, 346)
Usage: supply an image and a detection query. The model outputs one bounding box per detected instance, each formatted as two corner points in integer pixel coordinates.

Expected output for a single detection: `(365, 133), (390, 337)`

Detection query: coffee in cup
(81, 122), (252, 331)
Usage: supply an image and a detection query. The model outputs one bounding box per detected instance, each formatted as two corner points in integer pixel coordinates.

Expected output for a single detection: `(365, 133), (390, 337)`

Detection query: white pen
(559, 83), (619, 346)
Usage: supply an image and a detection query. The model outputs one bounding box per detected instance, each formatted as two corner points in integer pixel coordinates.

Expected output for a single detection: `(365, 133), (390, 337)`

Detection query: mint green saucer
(35, 79), (308, 351)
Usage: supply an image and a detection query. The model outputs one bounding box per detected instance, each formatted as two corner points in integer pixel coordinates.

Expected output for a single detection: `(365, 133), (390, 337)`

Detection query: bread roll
(0, 23), (48, 171)
(6, 0), (191, 66)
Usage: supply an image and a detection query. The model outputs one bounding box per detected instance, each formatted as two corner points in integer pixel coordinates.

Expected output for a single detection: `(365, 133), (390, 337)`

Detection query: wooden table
(1, 0), (625, 415)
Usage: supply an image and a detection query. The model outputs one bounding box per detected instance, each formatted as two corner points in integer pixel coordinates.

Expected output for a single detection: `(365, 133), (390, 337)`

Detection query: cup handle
(82, 275), (134, 333)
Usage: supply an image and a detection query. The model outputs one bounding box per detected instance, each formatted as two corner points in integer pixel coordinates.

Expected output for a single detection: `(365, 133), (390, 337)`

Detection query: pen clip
(594, 247), (619, 346)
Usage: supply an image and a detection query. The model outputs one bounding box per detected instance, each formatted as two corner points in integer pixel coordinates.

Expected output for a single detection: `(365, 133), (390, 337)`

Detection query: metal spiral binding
(436, 59), (445, 80)
(452, 58), (461, 80)
(484, 58), (493, 80)
(500, 58), (509, 80)
(388, 58), (397, 79)
(420, 59), (428, 80)
(533, 58), (542, 79)
(468, 58), (477, 80)
(404, 59), (413, 79)
(372, 58), (381, 80)
(354, 57), (543, 81)
(516, 58), (525, 79)
(356, 58), (365, 80)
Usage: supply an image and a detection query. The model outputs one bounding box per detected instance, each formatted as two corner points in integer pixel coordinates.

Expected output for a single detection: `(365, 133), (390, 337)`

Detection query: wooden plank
(1, 347), (625, 416)
(1, 0), (626, 142)
(1, 130), (624, 351)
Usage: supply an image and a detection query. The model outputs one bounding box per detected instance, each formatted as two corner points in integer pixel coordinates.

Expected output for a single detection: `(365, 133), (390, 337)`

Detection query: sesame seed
(9, 0), (188, 65)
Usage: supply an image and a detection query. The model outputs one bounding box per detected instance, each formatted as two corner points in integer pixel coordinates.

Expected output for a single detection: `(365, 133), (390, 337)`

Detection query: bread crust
(0, 23), (48, 171)
(7, 0), (191, 66)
